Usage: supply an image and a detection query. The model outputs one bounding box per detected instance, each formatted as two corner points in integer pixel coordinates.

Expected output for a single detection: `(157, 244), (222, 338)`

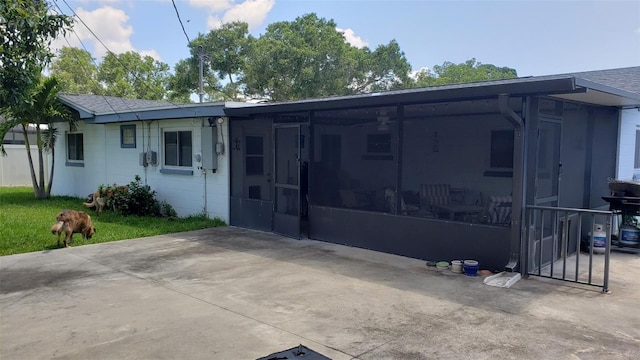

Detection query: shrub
(117, 175), (161, 216)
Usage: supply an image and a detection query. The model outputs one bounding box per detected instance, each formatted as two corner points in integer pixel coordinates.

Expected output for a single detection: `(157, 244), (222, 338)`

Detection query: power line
(52, 2), (125, 117)
(171, 0), (191, 44)
(55, 0), (191, 108)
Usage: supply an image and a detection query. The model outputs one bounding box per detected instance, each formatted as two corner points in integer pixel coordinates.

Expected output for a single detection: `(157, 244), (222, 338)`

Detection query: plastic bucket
(463, 260), (479, 276)
(451, 260), (463, 273)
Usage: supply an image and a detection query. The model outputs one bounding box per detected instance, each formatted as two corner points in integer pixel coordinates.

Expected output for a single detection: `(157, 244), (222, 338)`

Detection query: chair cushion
(420, 184), (451, 206)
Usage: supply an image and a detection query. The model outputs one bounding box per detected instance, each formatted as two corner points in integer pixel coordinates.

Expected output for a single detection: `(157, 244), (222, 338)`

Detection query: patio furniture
(432, 203), (484, 220)
(420, 183), (451, 218)
(484, 195), (512, 225)
(385, 188), (420, 215)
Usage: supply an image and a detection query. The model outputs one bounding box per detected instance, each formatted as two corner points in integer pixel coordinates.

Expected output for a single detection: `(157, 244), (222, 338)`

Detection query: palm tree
(0, 76), (77, 198)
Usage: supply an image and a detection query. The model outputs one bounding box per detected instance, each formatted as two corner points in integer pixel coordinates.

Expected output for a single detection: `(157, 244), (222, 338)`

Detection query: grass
(0, 187), (226, 256)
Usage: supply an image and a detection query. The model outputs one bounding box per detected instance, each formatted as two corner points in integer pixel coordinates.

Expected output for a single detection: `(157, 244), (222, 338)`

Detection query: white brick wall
(51, 119), (230, 221)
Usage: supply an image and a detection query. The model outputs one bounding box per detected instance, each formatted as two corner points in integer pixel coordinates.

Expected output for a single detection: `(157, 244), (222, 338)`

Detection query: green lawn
(0, 187), (226, 256)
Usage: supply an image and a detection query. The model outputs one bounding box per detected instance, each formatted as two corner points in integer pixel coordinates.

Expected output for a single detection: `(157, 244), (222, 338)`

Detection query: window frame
(483, 129), (514, 177)
(488, 129), (514, 170)
(66, 132), (84, 167)
(120, 125), (136, 148)
(162, 129), (193, 169)
(366, 133), (392, 154)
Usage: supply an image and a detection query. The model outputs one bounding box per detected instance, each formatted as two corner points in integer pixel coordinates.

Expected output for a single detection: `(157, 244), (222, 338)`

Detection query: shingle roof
(58, 94), (174, 115)
(566, 67), (640, 95)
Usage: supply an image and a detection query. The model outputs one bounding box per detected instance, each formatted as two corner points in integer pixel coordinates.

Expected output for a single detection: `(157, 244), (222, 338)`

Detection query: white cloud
(207, 15), (223, 30)
(193, 0), (274, 31)
(218, 0), (274, 30)
(75, 0), (123, 4)
(409, 67), (430, 80)
(139, 49), (163, 62)
(336, 27), (368, 48)
(52, 6), (161, 62)
(189, 0), (233, 12)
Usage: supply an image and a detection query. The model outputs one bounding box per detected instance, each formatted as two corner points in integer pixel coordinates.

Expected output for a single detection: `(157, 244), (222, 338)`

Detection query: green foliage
(48, 47), (171, 100)
(351, 40), (412, 93)
(49, 47), (101, 94)
(95, 176), (177, 218)
(0, 76), (77, 198)
(194, 22), (253, 100)
(414, 58), (518, 87)
(244, 13), (360, 101)
(159, 201), (178, 218)
(97, 51), (170, 100)
(118, 176), (160, 216)
(170, 13), (413, 102)
(166, 59), (200, 103)
(0, 0), (72, 110)
(0, 187), (226, 256)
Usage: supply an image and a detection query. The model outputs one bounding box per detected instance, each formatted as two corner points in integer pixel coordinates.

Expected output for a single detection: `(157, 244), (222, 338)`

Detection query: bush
(97, 175), (176, 217)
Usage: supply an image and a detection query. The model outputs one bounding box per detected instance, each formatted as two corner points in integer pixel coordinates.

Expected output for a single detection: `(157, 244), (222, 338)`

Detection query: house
(54, 94), (232, 218)
(54, 67), (640, 271)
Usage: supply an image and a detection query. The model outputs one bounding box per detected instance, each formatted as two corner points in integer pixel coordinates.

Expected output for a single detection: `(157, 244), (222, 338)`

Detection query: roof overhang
(225, 76), (640, 117)
(86, 103), (226, 124)
(57, 96), (227, 124)
(549, 78), (640, 108)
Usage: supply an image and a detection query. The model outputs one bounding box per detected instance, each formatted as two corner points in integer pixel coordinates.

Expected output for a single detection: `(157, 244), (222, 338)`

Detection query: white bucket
(451, 260), (463, 273)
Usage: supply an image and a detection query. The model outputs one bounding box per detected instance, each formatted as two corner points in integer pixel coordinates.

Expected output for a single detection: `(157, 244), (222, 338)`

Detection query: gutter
(498, 94), (526, 272)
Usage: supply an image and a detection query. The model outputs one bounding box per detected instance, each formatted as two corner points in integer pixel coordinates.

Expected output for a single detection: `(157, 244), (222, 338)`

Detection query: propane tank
(619, 224), (640, 247)
(591, 224), (607, 254)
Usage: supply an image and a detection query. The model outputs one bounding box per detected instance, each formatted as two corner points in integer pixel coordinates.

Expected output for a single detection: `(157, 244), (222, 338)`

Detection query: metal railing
(524, 205), (613, 293)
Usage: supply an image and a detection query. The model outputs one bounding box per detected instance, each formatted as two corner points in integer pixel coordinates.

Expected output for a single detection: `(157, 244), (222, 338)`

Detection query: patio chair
(420, 183), (451, 217)
(384, 188), (420, 215)
(482, 195), (512, 225)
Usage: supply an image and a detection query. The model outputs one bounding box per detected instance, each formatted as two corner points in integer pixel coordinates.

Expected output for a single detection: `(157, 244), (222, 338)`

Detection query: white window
(66, 132), (84, 166)
(163, 130), (192, 167)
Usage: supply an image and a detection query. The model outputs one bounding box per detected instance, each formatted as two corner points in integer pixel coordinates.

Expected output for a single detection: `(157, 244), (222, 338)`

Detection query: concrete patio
(1, 226), (639, 359)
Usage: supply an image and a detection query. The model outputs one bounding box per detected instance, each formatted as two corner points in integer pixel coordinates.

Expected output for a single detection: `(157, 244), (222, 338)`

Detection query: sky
(51, 0), (640, 78)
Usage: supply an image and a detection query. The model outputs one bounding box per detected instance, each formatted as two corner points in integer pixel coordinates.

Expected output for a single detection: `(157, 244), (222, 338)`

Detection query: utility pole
(198, 45), (205, 103)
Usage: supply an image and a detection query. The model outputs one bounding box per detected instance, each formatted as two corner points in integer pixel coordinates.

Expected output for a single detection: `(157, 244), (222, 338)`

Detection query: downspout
(498, 94), (525, 272)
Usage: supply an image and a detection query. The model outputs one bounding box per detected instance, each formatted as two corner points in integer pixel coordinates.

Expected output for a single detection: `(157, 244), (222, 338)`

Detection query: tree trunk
(21, 124), (43, 198)
(35, 125), (49, 199)
(46, 146), (55, 197)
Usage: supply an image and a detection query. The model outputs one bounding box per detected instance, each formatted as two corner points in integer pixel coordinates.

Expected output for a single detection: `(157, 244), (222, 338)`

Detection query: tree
(49, 46), (101, 94)
(0, 0), (74, 199)
(350, 40), (412, 93)
(194, 22), (253, 100)
(166, 59), (199, 103)
(0, 77), (77, 198)
(243, 14), (358, 101)
(414, 58), (517, 87)
(169, 14), (414, 102)
(97, 51), (170, 100)
(242, 14), (413, 101)
(167, 22), (253, 102)
(0, 0), (72, 108)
